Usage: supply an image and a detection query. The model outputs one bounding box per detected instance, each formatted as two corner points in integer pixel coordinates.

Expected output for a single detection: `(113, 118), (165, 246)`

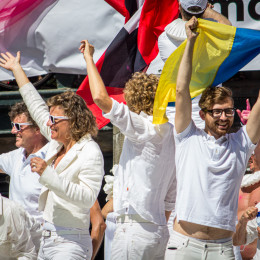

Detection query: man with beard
(165, 17), (260, 260)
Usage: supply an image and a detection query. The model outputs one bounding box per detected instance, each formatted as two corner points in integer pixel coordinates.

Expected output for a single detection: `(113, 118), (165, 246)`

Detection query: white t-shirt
(174, 121), (256, 232)
(0, 144), (48, 222)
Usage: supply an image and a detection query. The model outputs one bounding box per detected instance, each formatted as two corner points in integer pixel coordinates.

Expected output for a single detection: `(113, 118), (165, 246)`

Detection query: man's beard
(206, 119), (233, 137)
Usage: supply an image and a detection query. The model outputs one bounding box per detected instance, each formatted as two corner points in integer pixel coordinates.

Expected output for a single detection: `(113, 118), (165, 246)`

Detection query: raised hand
(236, 98), (251, 125)
(79, 40), (94, 61)
(185, 16), (199, 41)
(0, 51), (21, 72)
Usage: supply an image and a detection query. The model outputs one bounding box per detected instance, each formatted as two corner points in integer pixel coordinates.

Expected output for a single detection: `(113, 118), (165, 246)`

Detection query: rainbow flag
(153, 18), (260, 125)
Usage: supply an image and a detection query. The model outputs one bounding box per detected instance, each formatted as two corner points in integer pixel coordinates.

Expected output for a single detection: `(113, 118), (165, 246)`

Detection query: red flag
(77, 0), (179, 129)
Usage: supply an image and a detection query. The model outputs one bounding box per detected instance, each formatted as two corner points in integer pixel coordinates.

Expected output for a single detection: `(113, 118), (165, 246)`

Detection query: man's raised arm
(79, 40), (112, 113)
(175, 17), (198, 134)
(202, 5), (232, 26)
(246, 91), (260, 144)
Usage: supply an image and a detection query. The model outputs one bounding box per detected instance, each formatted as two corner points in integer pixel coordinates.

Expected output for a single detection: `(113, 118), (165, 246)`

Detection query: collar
(202, 130), (228, 143)
(22, 143), (49, 160)
(139, 111), (152, 121)
(165, 18), (187, 41)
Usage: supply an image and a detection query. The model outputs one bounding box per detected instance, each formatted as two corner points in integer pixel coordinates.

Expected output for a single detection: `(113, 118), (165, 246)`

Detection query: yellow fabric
(153, 18), (236, 124)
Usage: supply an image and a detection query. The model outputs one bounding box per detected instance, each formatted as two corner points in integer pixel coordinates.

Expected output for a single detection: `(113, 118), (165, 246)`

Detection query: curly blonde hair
(199, 86), (234, 111)
(123, 72), (159, 115)
(47, 91), (98, 141)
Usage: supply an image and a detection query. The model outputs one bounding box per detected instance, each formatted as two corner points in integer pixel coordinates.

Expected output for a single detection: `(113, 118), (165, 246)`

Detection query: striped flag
(153, 18), (260, 125)
(76, 0), (179, 129)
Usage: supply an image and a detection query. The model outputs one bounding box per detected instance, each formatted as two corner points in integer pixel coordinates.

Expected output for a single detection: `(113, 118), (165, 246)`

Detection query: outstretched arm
(246, 91), (260, 144)
(79, 40), (112, 113)
(175, 17), (198, 134)
(0, 52), (30, 87)
(202, 6), (232, 25)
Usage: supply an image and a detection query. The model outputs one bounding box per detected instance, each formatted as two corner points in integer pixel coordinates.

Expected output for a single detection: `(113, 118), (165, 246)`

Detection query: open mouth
(217, 124), (228, 129)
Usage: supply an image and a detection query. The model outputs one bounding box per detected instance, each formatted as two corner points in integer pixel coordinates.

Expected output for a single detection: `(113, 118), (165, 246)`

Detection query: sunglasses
(49, 115), (69, 125)
(11, 122), (33, 131)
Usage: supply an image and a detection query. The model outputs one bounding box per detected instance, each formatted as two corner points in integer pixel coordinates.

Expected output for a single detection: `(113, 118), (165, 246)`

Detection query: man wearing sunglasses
(165, 17), (260, 260)
(0, 101), (48, 251)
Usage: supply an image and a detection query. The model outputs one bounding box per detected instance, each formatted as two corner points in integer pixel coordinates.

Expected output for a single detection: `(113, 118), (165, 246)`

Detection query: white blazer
(20, 83), (104, 229)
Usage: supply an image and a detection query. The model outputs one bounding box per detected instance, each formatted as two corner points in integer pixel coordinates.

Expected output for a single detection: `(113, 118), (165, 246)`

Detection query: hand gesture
(236, 99), (251, 125)
(30, 157), (47, 176)
(185, 16), (199, 41)
(0, 51), (21, 72)
(79, 40), (94, 61)
(240, 206), (258, 223)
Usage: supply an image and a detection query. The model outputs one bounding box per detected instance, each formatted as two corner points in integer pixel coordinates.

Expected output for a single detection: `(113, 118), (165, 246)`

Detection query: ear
(199, 110), (206, 121)
(34, 127), (41, 134)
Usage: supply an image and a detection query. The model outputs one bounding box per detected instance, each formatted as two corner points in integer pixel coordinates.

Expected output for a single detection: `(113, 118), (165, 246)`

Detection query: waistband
(42, 229), (90, 238)
(116, 214), (152, 224)
(172, 231), (233, 249)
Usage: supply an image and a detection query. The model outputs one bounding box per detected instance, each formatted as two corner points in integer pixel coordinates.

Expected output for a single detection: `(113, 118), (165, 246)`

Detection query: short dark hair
(199, 86), (234, 111)
(9, 102), (37, 127)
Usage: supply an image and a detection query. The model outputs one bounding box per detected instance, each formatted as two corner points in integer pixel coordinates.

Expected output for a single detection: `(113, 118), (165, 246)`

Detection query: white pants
(165, 231), (235, 260)
(111, 221), (169, 260)
(37, 232), (92, 260)
(104, 212), (117, 260)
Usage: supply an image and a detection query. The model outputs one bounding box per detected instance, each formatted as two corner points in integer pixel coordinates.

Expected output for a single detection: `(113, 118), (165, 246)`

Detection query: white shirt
(246, 203), (260, 259)
(174, 121), (256, 232)
(0, 145), (48, 222)
(0, 194), (39, 260)
(103, 99), (176, 225)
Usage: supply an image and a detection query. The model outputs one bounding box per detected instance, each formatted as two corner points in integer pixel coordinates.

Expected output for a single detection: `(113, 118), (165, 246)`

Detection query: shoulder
(78, 136), (103, 159)
(0, 147), (24, 160)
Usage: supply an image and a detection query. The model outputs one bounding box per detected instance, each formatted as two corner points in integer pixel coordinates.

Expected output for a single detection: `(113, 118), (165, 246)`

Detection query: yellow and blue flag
(153, 18), (260, 124)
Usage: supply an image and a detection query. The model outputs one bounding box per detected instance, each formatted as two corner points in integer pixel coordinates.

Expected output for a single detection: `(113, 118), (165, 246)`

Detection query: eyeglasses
(204, 108), (235, 118)
(11, 122), (33, 131)
(49, 115), (69, 125)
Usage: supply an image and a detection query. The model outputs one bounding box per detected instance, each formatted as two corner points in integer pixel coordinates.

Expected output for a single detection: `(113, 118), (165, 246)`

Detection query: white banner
(0, 0), (124, 80)
(0, 0), (258, 81)
(212, 0), (260, 70)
